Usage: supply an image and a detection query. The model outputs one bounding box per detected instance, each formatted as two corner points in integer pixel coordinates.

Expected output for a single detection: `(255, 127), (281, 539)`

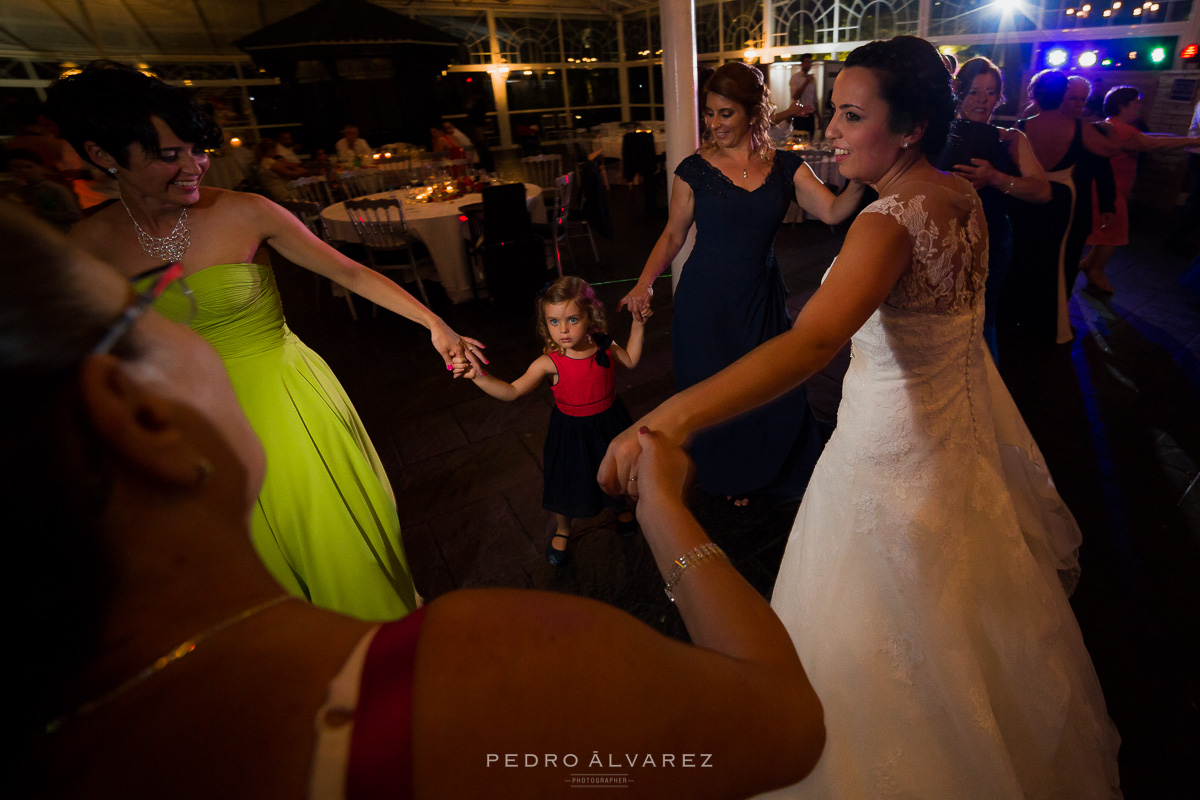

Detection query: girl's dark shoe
(545, 532), (570, 566)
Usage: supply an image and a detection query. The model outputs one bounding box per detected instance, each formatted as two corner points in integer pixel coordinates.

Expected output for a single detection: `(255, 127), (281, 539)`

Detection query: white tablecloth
(596, 132), (667, 161)
(321, 183), (546, 303)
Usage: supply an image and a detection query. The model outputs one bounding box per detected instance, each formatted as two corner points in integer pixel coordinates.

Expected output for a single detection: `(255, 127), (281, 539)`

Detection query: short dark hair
(843, 36), (955, 156)
(45, 61), (222, 169)
(1028, 69), (1069, 111)
(955, 56), (1005, 108)
(1103, 86), (1141, 118)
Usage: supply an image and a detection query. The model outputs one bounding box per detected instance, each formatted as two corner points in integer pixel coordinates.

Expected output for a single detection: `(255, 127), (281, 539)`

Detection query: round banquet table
(321, 182), (547, 304)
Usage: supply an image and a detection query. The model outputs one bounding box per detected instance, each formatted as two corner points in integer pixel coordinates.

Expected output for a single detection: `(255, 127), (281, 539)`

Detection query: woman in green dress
(49, 62), (485, 621)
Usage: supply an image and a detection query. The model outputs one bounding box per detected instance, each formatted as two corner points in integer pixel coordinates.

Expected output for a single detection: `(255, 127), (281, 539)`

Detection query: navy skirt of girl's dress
(543, 396), (633, 519)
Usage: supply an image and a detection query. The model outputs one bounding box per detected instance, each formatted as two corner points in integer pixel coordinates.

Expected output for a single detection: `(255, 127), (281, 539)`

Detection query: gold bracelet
(664, 543), (728, 602)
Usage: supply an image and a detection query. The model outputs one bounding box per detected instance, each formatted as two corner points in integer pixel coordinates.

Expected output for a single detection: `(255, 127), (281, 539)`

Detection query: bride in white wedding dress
(601, 36), (1121, 799)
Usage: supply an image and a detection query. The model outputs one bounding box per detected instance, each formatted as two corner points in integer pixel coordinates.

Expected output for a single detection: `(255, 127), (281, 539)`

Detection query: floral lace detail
(861, 182), (987, 315)
(676, 151), (796, 202)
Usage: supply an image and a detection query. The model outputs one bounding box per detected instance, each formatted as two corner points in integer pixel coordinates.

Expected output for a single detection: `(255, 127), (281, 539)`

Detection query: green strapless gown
(154, 263), (416, 620)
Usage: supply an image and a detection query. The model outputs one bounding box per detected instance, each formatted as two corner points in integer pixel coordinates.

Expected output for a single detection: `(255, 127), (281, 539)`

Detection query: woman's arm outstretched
(619, 176), (695, 322)
(600, 210), (911, 495)
(413, 430), (824, 799)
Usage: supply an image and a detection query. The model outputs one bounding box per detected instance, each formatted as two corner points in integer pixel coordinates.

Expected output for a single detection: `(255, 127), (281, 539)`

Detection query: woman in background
(940, 56), (1050, 361)
(1004, 69), (1120, 344)
(620, 61), (863, 508)
(1079, 85), (1200, 293)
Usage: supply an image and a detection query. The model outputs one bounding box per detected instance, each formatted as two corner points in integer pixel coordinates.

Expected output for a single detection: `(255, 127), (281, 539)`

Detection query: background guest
(1003, 69), (1119, 344)
(335, 124), (371, 165)
(1080, 86), (1200, 293)
(441, 120), (473, 150)
(940, 56), (1050, 361)
(3, 147), (83, 231)
(1164, 96), (1200, 257)
(1061, 75), (1117, 296)
(254, 137), (305, 201)
(274, 131), (302, 164)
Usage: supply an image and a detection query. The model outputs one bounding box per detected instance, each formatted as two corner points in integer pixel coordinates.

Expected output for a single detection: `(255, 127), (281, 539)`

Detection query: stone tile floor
(273, 182), (1198, 798)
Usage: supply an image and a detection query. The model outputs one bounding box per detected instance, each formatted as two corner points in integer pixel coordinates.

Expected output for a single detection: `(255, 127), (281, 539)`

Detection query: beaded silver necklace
(122, 200), (191, 262)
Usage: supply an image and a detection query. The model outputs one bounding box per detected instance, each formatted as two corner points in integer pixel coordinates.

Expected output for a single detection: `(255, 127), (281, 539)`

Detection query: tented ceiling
(0, 0), (642, 59)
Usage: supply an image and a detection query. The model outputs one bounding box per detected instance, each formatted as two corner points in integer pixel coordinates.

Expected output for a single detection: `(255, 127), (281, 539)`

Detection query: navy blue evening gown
(672, 150), (823, 499)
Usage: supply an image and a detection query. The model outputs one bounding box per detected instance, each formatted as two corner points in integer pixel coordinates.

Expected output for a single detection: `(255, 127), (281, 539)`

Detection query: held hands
(618, 282), (654, 323)
(450, 355), (480, 380)
(598, 412), (685, 499)
(429, 318), (488, 377)
(952, 158), (998, 191)
(630, 427), (694, 519)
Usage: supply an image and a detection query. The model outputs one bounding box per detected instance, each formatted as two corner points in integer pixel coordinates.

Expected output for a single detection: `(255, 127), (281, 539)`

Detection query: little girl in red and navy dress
(455, 276), (646, 565)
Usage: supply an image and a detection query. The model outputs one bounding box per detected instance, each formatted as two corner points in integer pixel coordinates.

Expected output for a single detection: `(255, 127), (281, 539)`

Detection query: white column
(618, 14), (632, 121)
(763, 0), (774, 59)
(660, 0), (699, 292)
(488, 10), (513, 148)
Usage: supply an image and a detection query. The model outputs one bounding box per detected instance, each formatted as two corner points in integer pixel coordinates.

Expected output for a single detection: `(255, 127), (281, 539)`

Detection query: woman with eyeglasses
(3, 206), (823, 797)
(46, 62), (486, 622)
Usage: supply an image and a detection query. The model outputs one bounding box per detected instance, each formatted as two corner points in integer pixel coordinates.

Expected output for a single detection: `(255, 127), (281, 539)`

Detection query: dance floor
(271, 163), (1199, 798)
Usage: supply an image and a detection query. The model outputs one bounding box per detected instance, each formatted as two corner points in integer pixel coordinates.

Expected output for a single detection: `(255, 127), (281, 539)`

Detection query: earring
(107, 167), (118, 176)
(195, 458), (214, 487)
(901, 142), (909, 149)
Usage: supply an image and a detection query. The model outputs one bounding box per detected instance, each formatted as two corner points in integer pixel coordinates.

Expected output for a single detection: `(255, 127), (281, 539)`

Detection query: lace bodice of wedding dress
(758, 179), (1121, 799)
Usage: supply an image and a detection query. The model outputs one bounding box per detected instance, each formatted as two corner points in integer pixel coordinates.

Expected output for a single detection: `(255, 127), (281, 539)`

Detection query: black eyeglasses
(91, 263), (196, 356)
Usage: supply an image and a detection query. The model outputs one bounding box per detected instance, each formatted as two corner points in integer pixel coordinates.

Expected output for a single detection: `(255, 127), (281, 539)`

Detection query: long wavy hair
(699, 61), (776, 163)
(535, 276), (607, 355)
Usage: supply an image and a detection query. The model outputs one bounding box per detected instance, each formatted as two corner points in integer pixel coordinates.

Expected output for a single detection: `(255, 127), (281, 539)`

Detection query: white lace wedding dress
(760, 180), (1122, 799)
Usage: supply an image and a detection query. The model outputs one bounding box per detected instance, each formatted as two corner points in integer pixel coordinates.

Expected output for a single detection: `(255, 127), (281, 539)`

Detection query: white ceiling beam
(116, 0), (167, 54)
(189, 0), (223, 53)
(37, 0), (97, 52)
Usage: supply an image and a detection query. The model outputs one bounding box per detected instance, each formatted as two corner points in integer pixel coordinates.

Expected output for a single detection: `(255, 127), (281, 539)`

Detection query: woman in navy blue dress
(621, 61), (863, 504)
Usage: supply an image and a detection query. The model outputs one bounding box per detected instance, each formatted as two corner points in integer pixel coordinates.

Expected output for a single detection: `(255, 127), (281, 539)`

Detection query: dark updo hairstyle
(843, 36), (955, 156)
(535, 275), (607, 355)
(1103, 86), (1141, 119)
(1027, 69), (1069, 111)
(954, 56), (1005, 109)
(0, 207), (116, 765)
(700, 61), (776, 162)
(45, 60), (223, 168)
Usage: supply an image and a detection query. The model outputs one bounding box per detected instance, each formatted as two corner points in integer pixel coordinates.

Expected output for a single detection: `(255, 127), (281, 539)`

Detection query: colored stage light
(1150, 46), (1167, 63)
(1182, 44), (1199, 59)
(1046, 48), (1070, 67)
(1078, 51), (1098, 67)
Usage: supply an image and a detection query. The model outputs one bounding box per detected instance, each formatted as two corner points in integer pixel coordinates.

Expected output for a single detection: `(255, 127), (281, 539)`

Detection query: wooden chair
(279, 199), (360, 319)
(343, 198), (430, 309)
(287, 175), (335, 207)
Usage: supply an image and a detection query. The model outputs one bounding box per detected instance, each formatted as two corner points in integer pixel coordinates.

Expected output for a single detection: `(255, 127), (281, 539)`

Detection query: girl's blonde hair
(699, 61), (776, 163)
(535, 275), (607, 355)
